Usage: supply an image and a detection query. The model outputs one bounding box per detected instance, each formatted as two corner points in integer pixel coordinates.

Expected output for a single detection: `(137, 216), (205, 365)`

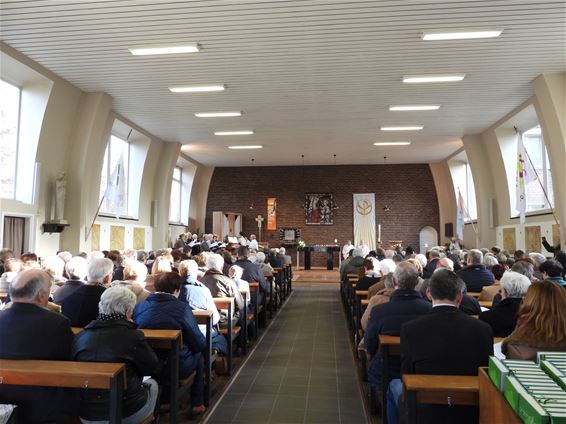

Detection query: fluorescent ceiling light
(422, 30), (503, 41)
(373, 142), (411, 146)
(129, 43), (199, 55)
(228, 145), (263, 149)
(214, 130), (254, 136)
(195, 112), (242, 118)
(403, 74), (466, 83)
(389, 105), (440, 111)
(380, 126), (423, 131)
(169, 84), (225, 93)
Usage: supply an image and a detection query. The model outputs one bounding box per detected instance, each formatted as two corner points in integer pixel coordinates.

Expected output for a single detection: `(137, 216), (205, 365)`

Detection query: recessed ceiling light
(389, 105), (440, 111)
(214, 130), (254, 136)
(169, 84), (225, 93)
(422, 30), (503, 41)
(380, 126), (423, 131)
(195, 112), (242, 118)
(228, 145), (263, 149)
(373, 142), (412, 146)
(129, 43), (200, 55)
(403, 74), (466, 83)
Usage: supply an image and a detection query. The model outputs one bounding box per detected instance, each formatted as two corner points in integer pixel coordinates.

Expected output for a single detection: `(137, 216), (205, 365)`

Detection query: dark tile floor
(203, 283), (367, 424)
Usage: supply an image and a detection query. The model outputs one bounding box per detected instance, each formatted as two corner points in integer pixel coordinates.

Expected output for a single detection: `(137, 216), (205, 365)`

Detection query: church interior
(0, 1), (565, 423)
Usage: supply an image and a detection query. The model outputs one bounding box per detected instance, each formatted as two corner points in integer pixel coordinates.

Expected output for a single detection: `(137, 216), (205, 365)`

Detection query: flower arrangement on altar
(297, 240), (306, 251)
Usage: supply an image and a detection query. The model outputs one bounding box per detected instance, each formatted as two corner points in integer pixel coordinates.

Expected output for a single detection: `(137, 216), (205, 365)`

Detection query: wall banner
(353, 193), (376, 251)
(267, 197), (277, 230)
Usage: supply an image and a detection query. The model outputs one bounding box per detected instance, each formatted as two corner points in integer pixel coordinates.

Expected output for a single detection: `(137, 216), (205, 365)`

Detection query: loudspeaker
(445, 222), (454, 238)
(151, 200), (158, 227)
(488, 198), (497, 228)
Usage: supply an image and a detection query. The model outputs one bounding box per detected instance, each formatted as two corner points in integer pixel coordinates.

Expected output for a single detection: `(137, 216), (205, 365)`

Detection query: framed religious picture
(305, 193), (333, 225)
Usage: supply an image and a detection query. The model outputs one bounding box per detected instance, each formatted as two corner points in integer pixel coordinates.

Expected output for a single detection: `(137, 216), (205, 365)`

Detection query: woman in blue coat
(134, 272), (206, 416)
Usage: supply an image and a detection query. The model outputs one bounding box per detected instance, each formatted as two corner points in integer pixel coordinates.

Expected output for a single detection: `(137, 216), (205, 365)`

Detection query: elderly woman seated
(112, 259), (151, 303)
(255, 252), (273, 277)
(72, 286), (160, 424)
(479, 271), (530, 337)
(134, 272), (207, 417)
(178, 259), (228, 356)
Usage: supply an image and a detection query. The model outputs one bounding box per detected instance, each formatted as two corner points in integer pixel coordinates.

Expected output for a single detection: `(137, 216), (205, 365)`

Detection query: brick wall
(205, 164), (439, 267)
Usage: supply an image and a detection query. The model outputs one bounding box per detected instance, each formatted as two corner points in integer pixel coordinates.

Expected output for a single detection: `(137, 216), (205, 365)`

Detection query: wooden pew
(72, 327), (183, 424)
(0, 359), (127, 424)
(213, 297), (240, 376)
(0, 291), (7, 303)
(403, 374), (479, 424)
(478, 300), (492, 309)
(468, 292), (482, 298)
(478, 367), (522, 424)
(377, 335), (503, 424)
(266, 275), (275, 317)
(354, 290), (369, 344)
(192, 310), (216, 406)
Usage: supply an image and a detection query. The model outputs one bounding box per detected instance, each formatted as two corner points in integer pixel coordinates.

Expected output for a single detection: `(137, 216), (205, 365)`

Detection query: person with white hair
(52, 256), (88, 305)
(111, 259), (150, 303)
(60, 257), (113, 327)
(0, 270), (75, 423)
(415, 253), (427, 270)
(72, 286), (160, 424)
(528, 252), (547, 280)
(277, 247), (292, 265)
(256, 251), (274, 277)
(200, 253), (245, 321)
(41, 255), (66, 287)
(178, 259), (228, 356)
(479, 271), (531, 337)
(379, 258), (397, 277)
(57, 250), (72, 265)
(229, 265), (250, 307)
(483, 254), (498, 269)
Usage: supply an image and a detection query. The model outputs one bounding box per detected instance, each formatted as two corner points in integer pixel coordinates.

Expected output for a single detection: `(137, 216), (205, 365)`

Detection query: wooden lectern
(212, 211), (243, 240)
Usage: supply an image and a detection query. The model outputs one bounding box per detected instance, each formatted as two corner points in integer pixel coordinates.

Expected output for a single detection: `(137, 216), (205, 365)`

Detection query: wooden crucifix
(255, 214), (265, 242)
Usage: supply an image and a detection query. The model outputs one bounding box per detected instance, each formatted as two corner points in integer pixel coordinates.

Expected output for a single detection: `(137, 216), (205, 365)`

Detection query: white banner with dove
(353, 193), (376, 252)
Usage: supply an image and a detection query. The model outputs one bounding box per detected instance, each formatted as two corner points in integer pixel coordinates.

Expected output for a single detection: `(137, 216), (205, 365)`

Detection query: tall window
(449, 157), (478, 222)
(99, 135), (130, 215)
(169, 166), (182, 223)
(522, 125), (554, 212)
(0, 79), (21, 199)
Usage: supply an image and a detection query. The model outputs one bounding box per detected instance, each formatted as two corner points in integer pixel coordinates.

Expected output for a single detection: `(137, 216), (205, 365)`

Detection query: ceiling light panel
(195, 112), (242, 118)
(215, 130), (254, 136)
(169, 84), (225, 93)
(380, 126), (423, 131)
(228, 145), (263, 149)
(129, 43), (199, 55)
(389, 105), (440, 111)
(403, 75), (466, 83)
(373, 142), (412, 146)
(422, 30), (503, 41)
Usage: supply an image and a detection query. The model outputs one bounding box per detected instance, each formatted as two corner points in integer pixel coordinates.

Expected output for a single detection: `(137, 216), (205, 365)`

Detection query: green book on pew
(489, 356), (509, 391)
(541, 360), (566, 391)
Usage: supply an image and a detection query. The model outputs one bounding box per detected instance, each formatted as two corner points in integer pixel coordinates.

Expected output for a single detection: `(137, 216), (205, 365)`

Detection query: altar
(301, 245), (341, 270)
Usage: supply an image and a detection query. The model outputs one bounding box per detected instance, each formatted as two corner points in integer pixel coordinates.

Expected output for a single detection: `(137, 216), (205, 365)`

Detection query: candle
(378, 224), (381, 242)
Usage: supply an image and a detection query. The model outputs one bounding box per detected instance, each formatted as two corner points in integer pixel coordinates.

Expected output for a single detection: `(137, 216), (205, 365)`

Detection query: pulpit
(303, 245), (341, 270)
(212, 211), (242, 240)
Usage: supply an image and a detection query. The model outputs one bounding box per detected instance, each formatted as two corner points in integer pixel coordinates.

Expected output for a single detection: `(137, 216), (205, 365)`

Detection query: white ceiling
(1, 0), (565, 166)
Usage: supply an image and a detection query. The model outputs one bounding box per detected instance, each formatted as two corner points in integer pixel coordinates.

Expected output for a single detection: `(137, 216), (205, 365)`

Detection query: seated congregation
(0, 234), (292, 424)
(342, 243), (566, 423)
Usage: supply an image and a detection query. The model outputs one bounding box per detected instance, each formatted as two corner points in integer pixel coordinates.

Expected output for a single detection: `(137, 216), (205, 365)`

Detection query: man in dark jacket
(364, 262), (432, 389)
(234, 246), (269, 302)
(480, 271), (530, 337)
(0, 269), (76, 423)
(340, 248), (365, 281)
(422, 249), (441, 278)
(387, 269), (493, 424)
(72, 286), (160, 423)
(457, 249), (495, 292)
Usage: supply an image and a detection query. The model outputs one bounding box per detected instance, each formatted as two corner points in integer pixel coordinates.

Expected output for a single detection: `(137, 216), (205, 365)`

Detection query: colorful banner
(353, 193), (376, 251)
(267, 197), (277, 230)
